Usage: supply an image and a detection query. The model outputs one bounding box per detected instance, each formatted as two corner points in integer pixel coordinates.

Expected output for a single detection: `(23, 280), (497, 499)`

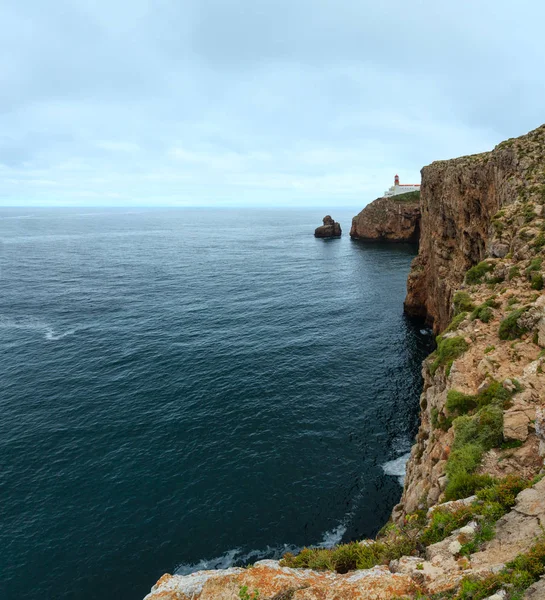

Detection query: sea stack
(314, 215), (342, 238)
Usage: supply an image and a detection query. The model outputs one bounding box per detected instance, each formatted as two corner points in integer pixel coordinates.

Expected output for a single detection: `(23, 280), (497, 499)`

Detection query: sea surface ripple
(0, 208), (432, 600)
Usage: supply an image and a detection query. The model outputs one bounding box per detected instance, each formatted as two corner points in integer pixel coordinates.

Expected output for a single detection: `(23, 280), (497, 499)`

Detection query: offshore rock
(314, 215), (342, 238)
(350, 193), (420, 242)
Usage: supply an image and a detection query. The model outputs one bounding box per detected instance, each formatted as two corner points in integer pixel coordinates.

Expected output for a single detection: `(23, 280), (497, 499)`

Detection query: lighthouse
(384, 174), (421, 198)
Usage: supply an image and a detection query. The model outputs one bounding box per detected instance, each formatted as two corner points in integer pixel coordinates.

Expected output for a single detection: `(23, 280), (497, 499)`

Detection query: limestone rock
(350, 195), (420, 242)
(536, 407), (545, 457)
(471, 478), (545, 570)
(524, 577), (545, 598)
(503, 403), (535, 442)
(314, 215), (341, 238)
(489, 242), (510, 258)
(144, 562), (421, 600)
(403, 126), (545, 332)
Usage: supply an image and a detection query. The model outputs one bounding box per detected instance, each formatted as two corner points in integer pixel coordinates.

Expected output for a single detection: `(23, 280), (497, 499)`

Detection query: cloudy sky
(1, 1), (544, 207)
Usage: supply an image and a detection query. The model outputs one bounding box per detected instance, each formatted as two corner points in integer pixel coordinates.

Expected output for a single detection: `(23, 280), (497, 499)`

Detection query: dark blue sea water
(0, 208), (432, 600)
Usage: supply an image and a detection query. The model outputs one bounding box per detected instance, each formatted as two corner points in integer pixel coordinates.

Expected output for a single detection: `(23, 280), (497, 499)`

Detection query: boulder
(314, 215), (342, 238)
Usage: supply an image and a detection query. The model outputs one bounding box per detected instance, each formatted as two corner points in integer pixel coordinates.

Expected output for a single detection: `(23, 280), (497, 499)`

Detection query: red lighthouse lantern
(394, 174), (400, 186)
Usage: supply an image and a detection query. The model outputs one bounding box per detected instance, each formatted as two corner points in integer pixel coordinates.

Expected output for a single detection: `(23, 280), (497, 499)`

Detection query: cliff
(144, 126), (545, 599)
(404, 127), (545, 332)
(397, 124), (545, 515)
(350, 191), (420, 242)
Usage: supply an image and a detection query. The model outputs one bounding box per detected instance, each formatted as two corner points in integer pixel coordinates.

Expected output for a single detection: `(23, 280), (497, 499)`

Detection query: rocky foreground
(350, 191), (420, 242)
(145, 125), (545, 599)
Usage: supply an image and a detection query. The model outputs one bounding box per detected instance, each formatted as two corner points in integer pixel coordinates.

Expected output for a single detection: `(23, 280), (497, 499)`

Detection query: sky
(1, 1), (545, 208)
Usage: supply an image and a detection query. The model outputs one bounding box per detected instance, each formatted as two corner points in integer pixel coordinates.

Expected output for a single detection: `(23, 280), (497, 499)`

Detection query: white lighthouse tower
(384, 174), (420, 198)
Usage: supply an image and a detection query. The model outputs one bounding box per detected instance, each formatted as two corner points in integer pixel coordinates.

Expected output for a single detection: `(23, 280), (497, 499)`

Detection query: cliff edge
(350, 191), (420, 242)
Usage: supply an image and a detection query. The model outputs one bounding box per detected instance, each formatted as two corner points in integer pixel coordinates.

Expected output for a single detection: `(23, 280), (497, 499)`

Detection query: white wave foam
(174, 519), (349, 576)
(317, 523), (347, 548)
(382, 452), (411, 486)
(0, 317), (83, 341)
(174, 544), (297, 576)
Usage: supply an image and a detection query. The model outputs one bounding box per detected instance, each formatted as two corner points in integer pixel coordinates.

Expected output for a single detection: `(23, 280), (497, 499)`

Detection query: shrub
(443, 403), (504, 501)
(472, 405), (504, 448)
(484, 345), (495, 354)
(446, 390), (477, 415)
(239, 585), (260, 600)
(509, 266), (521, 280)
(280, 535), (418, 573)
(453, 292), (475, 314)
(499, 308), (529, 340)
(487, 275), (505, 284)
(484, 296), (500, 308)
(466, 261), (494, 284)
(523, 204), (536, 223)
(471, 304), (494, 323)
(476, 379), (513, 409)
(444, 473), (496, 501)
(459, 521), (496, 556)
(531, 272), (543, 290)
(420, 505), (475, 546)
(429, 336), (469, 376)
(492, 219), (504, 235)
(451, 538), (545, 599)
(446, 443), (484, 478)
(445, 312), (468, 333)
(533, 232), (545, 249)
(477, 475), (529, 509)
(526, 257), (543, 277)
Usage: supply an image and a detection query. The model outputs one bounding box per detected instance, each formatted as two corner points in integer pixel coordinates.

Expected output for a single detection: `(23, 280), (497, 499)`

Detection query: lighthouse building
(384, 175), (420, 198)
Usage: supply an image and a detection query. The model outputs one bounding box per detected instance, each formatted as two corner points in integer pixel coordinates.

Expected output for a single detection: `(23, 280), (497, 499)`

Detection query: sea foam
(0, 317), (82, 341)
(382, 452), (411, 486)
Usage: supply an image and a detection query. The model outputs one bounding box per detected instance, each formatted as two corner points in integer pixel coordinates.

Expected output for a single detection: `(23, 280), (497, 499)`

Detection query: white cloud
(0, 0), (544, 206)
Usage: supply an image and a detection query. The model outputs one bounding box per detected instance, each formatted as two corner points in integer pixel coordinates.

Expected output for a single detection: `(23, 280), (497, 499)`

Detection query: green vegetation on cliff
(281, 475), (538, 582)
(429, 336), (469, 376)
(498, 307), (529, 340)
(391, 190), (421, 203)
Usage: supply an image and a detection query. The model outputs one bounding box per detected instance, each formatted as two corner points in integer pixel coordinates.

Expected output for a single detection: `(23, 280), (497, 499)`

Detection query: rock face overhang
(350, 194), (421, 243)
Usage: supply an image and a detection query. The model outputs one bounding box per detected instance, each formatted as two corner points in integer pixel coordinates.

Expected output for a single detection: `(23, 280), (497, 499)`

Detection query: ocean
(0, 207), (432, 599)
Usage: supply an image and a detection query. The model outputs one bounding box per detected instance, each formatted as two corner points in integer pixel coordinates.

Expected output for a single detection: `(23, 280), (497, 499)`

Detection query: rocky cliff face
(397, 124), (545, 521)
(404, 127), (545, 332)
(350, 191), (420, 242)
(144, 126), (545, 599)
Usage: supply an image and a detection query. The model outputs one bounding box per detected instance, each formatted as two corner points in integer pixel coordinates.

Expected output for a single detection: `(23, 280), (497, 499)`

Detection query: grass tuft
(499, 308), (529, 340)
(465, 261), (494, 285)
(429, 336), (469, 377)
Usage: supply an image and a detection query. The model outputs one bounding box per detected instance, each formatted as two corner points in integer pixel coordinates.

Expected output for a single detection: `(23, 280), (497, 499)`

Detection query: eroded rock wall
(404, 127), (545, 332)
(398, 124), (545, 517)
(350, 194), (420, 242)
